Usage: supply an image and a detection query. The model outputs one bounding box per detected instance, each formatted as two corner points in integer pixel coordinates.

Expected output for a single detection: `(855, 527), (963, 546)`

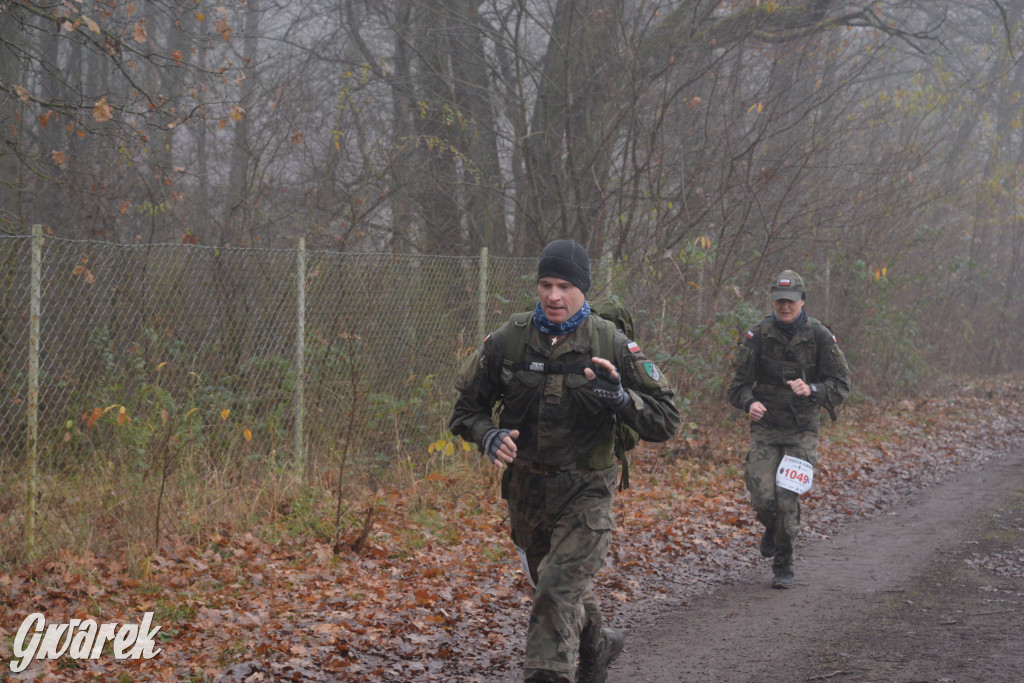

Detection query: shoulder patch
(642, 361), (661, 381)
(746, 329), (755, 340)
(627, 341), (641, 354)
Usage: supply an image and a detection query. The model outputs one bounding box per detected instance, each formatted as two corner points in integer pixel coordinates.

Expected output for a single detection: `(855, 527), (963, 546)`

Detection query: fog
(2, 0), (1023, 384)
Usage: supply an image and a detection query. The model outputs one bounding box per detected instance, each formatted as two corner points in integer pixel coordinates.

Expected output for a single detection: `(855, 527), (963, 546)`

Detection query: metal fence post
(824, 257), (832, 325)
(26, 224), (42, 560)
(295, 237), (306, 474)
(477, 246), (488, 343)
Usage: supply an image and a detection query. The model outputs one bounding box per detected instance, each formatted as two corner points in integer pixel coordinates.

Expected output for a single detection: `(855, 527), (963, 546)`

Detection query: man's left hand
(585, 357), (630, 409)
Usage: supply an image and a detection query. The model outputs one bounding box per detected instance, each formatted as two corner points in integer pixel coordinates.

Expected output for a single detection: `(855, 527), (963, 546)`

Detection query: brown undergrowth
(2, 376), (1024, 681)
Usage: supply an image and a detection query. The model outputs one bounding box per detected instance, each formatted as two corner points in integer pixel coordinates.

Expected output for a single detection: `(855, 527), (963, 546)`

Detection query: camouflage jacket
(449, 313), (680, 468)
(727, 315), (851, 432)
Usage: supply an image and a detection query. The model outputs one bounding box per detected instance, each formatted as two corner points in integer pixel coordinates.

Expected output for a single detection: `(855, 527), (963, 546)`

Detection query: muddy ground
(610, 445), (1024, 683)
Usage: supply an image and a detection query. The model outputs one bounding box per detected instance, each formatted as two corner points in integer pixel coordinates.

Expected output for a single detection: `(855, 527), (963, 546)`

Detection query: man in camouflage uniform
(450, 239), (680, 683)
(728, 270), (851, 589)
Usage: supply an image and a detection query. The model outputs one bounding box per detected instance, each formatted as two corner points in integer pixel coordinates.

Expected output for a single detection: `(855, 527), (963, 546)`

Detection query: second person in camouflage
(727, 270), (851, 589)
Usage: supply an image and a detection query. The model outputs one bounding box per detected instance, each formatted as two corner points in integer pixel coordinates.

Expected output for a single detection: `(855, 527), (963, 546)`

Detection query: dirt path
(610, 446), (1024, 683)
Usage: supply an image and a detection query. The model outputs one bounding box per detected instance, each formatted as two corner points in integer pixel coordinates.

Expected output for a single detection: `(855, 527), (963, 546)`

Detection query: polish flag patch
(779, 278), (792, 287)
(746, 330), (755, 340)
(627, 341), (641, 354)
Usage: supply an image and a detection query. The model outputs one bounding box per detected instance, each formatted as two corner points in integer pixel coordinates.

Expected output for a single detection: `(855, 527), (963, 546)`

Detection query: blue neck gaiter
(532, 301), (590, 337)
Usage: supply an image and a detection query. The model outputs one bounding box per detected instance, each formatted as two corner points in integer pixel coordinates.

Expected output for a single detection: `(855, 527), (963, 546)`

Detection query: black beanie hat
(537, 239), (591, 293)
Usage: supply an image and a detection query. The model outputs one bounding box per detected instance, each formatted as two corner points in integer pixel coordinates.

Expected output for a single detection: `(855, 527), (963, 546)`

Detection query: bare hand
(749, 401), (767, 422)
(787, 379), (812, 397)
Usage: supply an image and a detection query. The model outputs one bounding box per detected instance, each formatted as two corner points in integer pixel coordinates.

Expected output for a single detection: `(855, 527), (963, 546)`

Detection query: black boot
(576, 627), (625, 683)
(759, 526), (776, 558)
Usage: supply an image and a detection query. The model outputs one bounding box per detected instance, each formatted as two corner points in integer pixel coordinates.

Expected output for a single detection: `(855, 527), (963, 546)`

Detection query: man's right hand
(481, 428), (520, 467)
(749, 401), (767, 422)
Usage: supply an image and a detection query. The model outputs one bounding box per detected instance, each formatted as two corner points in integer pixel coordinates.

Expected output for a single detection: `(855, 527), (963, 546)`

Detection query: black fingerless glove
(481, 428), (511, 463)
(590, 366), (630, 410)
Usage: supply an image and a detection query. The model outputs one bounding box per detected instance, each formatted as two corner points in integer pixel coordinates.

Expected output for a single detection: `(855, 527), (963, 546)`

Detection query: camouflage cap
(770, 270), (806, 301)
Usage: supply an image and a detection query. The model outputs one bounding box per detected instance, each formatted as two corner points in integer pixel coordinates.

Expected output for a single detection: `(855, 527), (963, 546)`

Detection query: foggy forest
(4, 4), (1024, 679)
(4, 1), (1024, 382)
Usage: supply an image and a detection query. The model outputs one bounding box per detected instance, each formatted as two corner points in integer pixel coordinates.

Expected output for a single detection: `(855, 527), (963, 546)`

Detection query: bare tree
(0, 0), (225, 238)
(6, 0), (1024, 384)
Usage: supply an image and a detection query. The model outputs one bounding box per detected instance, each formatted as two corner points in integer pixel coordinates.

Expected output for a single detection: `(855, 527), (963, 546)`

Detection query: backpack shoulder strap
(808, 317), (832, 338)
(807, 317), (836, 351)
(501, 311), (533, 369)
(590, 315), (616, 363)
(589, 314), (635, 491)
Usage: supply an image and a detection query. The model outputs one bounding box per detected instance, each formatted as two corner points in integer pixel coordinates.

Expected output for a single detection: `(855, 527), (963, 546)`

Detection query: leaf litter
(2, 378), (1023, 681)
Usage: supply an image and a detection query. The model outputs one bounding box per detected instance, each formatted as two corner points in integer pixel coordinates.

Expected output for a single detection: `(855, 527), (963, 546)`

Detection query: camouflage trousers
(505, 463), (619, 682)
(744, 425), (819, 572)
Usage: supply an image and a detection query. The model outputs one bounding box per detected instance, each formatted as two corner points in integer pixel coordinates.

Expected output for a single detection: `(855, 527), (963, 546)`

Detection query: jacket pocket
(565, 372), (604, 414)
(501, 370), (543, 417)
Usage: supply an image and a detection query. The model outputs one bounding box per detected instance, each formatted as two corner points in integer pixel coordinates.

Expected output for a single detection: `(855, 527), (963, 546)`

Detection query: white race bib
(776, 455), (813, 494)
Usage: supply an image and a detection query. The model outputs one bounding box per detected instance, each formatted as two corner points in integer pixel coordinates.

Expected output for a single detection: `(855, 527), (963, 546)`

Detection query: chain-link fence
(0, 232), (556, 464)
(6, 231), (698, 559)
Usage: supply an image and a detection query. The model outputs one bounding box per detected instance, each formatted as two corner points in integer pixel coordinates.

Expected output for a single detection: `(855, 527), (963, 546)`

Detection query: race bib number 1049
(776, 455), (813, 494)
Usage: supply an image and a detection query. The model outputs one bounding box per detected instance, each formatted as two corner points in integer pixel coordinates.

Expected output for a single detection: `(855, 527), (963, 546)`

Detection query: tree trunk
(449, 0), (505, 255)
(411, 0), (462, 255)
(521, 0), (625, 255)
(225, 0), (261, 245)
(0, 9), (23, 231)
